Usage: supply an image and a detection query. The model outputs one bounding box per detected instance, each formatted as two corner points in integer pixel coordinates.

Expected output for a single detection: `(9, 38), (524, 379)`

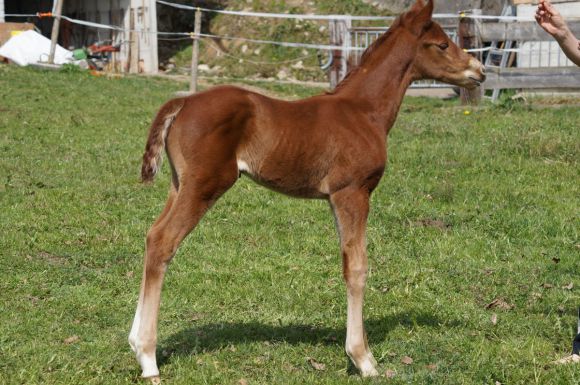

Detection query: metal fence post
(328, 17), (351, 89)
(342, 16), (352, 80)
(190, 8), (202, 93)
(328, 19), (339, 88)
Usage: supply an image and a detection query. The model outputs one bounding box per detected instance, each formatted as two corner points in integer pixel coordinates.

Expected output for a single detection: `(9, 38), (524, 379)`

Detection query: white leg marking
(139, 353), (160, 378)
(129, 284), (160, 378)
(128, 302), (142, 352)
(345, 290), (379, 377)
(237, 159), (251, 174)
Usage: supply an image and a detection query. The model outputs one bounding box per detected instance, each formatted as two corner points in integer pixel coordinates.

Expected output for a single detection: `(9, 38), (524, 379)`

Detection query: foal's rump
(141, 86), (255, 184)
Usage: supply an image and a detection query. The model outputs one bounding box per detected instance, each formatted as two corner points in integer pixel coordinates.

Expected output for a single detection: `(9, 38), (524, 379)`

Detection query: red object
(88, 44), (120, 54)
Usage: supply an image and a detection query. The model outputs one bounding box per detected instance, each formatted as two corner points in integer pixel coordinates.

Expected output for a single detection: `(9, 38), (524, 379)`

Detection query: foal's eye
(438, 42), (449, 50)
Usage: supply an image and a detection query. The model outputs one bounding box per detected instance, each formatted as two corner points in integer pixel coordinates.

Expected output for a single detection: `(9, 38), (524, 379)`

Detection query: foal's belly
(236, 158), (329, 199)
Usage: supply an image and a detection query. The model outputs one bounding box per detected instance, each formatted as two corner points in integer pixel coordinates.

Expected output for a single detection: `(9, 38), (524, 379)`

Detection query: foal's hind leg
(330, 188), (379, 377)
(129, 167), (237, 381)
(128, 186), (177, 377)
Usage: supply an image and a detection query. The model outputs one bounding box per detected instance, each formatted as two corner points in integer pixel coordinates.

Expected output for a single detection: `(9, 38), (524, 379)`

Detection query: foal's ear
(409, 0), (434, 36)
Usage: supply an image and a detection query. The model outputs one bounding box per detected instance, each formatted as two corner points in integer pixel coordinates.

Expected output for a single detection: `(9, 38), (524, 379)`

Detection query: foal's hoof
(361, 368), (379, 377)
(360, 363), (380, 377)
(145, 375), (161, 384)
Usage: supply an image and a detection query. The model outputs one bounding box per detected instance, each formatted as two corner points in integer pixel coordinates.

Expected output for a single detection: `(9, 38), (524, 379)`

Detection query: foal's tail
(141, 98), (186, 183)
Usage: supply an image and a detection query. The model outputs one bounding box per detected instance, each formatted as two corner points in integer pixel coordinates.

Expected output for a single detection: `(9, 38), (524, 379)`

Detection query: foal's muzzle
(463, 59), (486, 89)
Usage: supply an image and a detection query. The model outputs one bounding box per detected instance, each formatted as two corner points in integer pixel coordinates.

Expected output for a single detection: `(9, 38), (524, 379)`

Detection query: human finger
(543, 0), (558, 15)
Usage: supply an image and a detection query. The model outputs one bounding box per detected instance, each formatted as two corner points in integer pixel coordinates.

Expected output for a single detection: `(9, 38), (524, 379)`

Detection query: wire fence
(4, 1), (539, 54)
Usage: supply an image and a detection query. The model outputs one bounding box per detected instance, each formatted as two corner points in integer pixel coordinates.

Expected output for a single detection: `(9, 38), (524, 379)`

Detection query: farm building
(1, 0), (158, 73)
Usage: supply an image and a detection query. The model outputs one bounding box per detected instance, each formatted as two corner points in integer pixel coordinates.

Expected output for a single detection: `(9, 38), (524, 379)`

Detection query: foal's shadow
(158, 311), (458, 367)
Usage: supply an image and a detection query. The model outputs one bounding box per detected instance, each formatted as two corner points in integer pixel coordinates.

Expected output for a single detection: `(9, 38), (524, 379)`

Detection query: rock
(291, 60), (304, 69)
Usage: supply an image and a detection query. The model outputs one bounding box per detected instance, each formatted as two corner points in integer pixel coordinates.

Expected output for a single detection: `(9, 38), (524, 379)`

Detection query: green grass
(1, 65), (579, 384)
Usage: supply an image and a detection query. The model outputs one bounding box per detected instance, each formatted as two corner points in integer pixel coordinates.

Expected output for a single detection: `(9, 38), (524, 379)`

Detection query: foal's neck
(336, 29), (418, 135)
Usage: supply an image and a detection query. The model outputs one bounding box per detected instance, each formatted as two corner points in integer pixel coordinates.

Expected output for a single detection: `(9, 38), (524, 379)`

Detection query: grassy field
(0, 65), (579, 385)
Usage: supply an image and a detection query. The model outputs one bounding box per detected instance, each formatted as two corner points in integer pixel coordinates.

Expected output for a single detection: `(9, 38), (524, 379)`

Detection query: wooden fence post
(48, 0), (64, 64)
(459, 9), (483, 105)
(190, 8), (202, 93)
(129, 7), (139, 73)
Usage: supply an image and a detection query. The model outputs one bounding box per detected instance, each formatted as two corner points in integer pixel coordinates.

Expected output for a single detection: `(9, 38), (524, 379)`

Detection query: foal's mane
(328, 17), (403, 94)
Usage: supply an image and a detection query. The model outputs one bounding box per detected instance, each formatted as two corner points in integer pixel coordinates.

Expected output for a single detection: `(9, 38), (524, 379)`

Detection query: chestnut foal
(129, 0), (485, 380)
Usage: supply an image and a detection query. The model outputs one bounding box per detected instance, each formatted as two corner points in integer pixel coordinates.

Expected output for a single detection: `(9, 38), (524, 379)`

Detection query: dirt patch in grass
(33, 251), (68, 266)
(412, 218), (452, 231)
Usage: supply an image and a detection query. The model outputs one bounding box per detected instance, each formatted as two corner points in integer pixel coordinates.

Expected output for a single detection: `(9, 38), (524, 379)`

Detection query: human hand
(535, 0), (570, 39)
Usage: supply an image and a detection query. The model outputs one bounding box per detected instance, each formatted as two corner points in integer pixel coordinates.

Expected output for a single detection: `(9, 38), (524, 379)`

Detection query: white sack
(0, 30), (73, 66)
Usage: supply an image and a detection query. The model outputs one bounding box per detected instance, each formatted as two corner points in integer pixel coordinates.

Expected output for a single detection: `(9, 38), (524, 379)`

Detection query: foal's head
(403, 0), (486, 89)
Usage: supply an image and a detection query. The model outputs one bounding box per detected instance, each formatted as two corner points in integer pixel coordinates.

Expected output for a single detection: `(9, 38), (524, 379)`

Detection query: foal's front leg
(330, 188), (379, 377)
